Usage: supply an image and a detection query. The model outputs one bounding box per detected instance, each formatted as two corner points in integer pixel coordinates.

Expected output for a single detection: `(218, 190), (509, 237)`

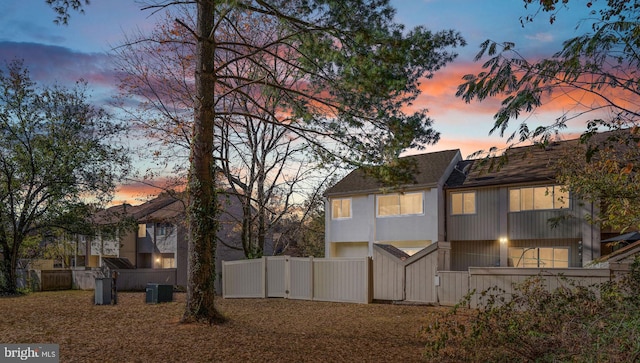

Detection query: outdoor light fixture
(499, 237), (508, 244)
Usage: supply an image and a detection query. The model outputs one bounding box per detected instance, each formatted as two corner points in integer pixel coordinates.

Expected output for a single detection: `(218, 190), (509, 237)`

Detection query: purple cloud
(0, 41), (119, 89)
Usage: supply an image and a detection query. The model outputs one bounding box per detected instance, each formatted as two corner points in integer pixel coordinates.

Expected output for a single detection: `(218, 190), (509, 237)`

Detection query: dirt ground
(0, 291), (448, 362)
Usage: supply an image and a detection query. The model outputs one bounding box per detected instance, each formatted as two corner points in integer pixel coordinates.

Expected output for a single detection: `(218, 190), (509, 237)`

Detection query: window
(377, 192), (423, 217)
(509, 185), (569, 212)
(331, 198), (351, 219)
(451, 191), (476, 215)
(509, 247), (569, 268)
(137, 224), (146, 238)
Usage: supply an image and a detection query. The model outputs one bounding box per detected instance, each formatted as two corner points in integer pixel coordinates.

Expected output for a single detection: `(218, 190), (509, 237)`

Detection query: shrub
(422, 261), (640, 362)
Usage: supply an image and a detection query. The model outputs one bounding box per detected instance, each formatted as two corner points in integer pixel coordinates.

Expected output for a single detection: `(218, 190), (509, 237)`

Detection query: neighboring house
(445, 142), (601, 270)
(75, 203), (136, 269)
(324, 149), (462, 257)
(74, 191), (246, 292)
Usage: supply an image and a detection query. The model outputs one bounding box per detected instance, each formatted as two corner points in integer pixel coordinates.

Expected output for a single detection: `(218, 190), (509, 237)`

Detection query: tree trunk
(182, 0), (225, 324)
(1, 257), (18, 294)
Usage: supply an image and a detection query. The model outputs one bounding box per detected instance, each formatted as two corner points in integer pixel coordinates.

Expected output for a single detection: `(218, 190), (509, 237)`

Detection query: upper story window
(137, 224), (146, 238)
(451, 191), (476, 215)
(377, 192), (423, 217)
(509, 185), (569, 212)
(331, 198), (351, 219)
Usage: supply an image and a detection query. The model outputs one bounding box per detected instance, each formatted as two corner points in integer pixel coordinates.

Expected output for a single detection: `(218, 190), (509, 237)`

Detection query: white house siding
(326, 190), (444, 258)
(330, 242), (369, 257)
(376, 189), (439, 243)
(327, 195), (373, 243)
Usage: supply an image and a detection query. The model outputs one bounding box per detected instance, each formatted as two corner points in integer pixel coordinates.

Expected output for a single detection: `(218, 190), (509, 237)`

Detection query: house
(76, 191), (246, 292)
(324, 149), (462, 257)
(325, 135), (625, 270)
(445, 142), (601, 270)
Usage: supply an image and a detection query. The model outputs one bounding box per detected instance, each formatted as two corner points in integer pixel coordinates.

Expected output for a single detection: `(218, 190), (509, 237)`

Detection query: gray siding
(447, 188), (501, 240)
(509, 209), (581, 239)
(450, 240), (500, 271)
(448, 186), (582, 241)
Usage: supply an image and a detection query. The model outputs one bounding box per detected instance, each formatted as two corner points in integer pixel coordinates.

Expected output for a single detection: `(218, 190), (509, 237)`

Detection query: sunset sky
(0, 0), (600, 204)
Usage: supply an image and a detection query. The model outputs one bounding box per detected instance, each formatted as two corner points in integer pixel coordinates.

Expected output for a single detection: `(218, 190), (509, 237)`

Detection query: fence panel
(267, 257), (287, 298)
(41, 270), (73, 291)
(222, 259), (265, 298)
(467, 268), (611, 308)
(312, 258), (372, 304)
(115, 269), (177, 291)
(289, 257), (313, 300)
(437, 271), (469, 306)
(222, 256), (372, 303)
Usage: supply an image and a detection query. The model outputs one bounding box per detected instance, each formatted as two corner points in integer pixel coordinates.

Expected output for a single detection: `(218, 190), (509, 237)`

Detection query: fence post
(284, 256), (291, 299)
(261, 257), (267, 298)
(366, 257), (373, 303)
(309, 256), (314, 301)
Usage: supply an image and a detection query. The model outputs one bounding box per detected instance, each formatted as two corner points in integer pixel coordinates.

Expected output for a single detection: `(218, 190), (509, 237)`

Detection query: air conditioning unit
(145, 283), (173, 303)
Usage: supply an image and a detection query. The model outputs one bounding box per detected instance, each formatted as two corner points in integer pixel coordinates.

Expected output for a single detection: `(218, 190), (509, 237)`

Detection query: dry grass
(0, 291), (447, 362)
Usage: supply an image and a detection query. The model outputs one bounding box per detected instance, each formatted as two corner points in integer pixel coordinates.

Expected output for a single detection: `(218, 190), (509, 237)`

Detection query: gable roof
(325, 149), (461, 197)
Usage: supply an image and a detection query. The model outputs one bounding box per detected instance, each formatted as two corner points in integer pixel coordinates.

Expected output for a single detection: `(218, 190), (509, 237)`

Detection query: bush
(422, 261), (640, 362)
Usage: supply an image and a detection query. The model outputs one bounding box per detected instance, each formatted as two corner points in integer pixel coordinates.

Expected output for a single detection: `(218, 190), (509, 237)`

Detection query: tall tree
(114, 8), (326, 260)
(48, 0), (465, 323)
(0, 60), (129, 293)
(174, 0), (464, 324)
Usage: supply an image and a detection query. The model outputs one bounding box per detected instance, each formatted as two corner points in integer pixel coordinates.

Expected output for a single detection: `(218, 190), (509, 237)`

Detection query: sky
(0, 0), (599, 204)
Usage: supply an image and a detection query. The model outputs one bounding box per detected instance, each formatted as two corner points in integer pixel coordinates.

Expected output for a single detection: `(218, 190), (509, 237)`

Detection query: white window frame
(509, 185), (569, 212)
(450, 191), (476, 215)
(331, 198), (352, 220)
(376, 192), (424, 217)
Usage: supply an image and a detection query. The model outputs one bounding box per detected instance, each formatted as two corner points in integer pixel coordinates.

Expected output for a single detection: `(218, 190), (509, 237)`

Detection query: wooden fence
(222, 256), (373, 304)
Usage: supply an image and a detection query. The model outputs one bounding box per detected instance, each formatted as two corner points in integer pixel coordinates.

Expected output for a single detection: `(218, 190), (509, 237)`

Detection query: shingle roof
(446, 129), (635, 189)
(446, 143), (563, 188)
(325, 149), (461, 196)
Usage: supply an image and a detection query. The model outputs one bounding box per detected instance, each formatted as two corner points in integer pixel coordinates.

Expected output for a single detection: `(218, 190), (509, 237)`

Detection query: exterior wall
(327, 195), (373, 243)
(450, 240), (500, 271)
(447, 188), (501, 241)
(447, 185), (600, 268)
(376, 189), (438, 243)
(330, 242), (369, 258)
(326, 189), (443, 258)
(137, 223), (155, 254)
(154, 224), (178, 254)
(118, 230), (137, 267)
